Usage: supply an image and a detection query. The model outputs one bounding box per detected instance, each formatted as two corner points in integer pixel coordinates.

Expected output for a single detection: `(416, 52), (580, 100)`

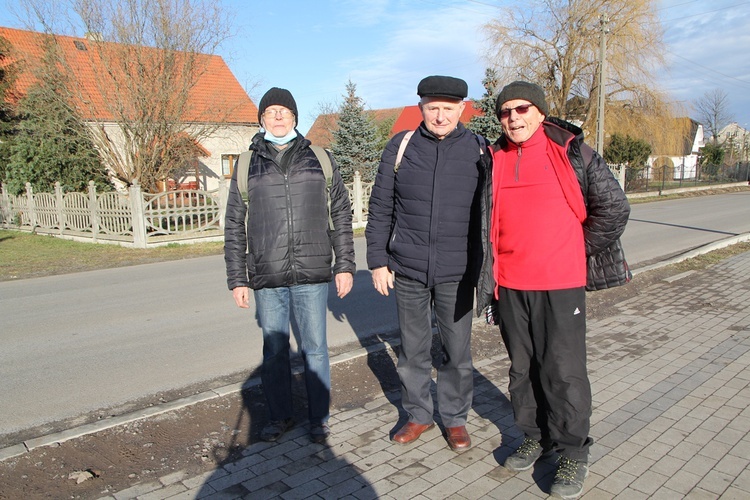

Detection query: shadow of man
(196, 315), (377, 498)
(327, 269), (402, 410)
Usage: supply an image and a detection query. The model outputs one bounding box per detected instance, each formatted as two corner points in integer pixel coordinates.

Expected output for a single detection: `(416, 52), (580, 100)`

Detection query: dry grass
(0, 230), (224, 281)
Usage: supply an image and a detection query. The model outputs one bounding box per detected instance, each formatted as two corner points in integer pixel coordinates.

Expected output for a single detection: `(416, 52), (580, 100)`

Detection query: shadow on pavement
(198, 368), (378, 497)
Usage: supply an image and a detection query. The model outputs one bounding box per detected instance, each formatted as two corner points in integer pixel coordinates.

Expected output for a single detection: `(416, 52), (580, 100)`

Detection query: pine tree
(604, 133), (651, 192)
(4, 44), (110, 195)
(331, 80), (381, 183)
(0, 36), (19, 184)
(604, 133), (651, 167)
(467, 68), (502, 143)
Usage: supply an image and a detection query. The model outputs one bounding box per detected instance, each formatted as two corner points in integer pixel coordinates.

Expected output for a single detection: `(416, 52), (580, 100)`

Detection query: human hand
(335, 272), (354, 298)
(371, 266), (394, 296)
(232, 286), (250, 308)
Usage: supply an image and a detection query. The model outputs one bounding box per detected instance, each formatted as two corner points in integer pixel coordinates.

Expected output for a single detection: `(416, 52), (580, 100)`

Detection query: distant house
(714, 122), (750, 164)
(307, 101), (483, 149)
(0, 26), (258, 191)
(714, 122), (749, 144)
(647, 118), (705, 179)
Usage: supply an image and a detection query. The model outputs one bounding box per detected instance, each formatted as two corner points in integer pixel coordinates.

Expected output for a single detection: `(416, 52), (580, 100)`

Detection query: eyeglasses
(499, 103), (535, 119)
(263, 108), (294, 119)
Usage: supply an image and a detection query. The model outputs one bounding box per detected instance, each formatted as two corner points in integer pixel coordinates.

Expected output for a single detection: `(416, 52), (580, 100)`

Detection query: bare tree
(694, 89), (733, 144)
(19, 0), (237, 191)
(484, 0), (668, 140)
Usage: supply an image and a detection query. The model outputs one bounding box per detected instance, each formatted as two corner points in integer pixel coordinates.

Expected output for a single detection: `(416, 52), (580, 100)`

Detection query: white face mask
(264, 128), (298, 145)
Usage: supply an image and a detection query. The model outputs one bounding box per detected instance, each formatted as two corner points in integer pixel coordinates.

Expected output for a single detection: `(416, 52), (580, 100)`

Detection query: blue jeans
(253, 283), (330, 425)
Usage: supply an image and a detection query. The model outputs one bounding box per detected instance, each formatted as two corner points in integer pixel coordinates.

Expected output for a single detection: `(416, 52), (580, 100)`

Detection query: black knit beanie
(258, 87), (298, 123)
(495, 81), (549, 118)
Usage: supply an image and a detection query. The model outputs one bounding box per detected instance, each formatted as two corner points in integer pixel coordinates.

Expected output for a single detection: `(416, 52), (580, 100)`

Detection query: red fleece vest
(491, 127), (587, 291)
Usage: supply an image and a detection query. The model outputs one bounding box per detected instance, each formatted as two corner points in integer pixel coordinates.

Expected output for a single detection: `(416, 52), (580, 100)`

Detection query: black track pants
(497, 286), (592, 461)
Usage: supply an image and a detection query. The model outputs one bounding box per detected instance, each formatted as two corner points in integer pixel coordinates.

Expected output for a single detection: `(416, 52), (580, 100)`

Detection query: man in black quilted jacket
(366, 75), (491, 451)
(224, 87), (355, 445)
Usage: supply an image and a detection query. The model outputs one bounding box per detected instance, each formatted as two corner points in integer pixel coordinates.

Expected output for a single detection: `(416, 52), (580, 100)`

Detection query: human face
(419, 97), (465, 140)
(499, 99), (545, 144)
(261, 105), (296, 138)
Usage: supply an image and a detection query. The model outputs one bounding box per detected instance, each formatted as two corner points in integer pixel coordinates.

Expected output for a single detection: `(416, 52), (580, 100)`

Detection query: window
(222, 154), (240, 177)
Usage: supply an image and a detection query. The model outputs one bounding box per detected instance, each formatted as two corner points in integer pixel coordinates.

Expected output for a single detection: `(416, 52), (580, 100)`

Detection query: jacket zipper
(515, 145), (522, 182)
(284, 170), (297, 282)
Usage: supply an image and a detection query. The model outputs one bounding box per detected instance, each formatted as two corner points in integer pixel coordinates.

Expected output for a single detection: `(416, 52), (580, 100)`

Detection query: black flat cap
(417, 75), (468, 100)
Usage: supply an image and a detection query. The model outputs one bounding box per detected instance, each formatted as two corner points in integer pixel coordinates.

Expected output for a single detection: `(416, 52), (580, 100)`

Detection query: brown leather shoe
(445, 426), (471, 451)
(392, 421), (435, 444)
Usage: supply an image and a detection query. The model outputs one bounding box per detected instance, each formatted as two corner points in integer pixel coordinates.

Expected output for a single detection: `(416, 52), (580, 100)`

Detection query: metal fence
(0, 172), (375, 247)
(624, 162), (750, 194)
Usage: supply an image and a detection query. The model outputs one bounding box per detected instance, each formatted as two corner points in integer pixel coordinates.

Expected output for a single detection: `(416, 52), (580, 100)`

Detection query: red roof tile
(0, 26), (257, 123)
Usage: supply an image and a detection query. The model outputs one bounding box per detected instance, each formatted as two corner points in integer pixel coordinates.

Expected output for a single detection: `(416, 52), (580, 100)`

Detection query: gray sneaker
(504, 437), (543, 471)
(550, 456), (589, 499)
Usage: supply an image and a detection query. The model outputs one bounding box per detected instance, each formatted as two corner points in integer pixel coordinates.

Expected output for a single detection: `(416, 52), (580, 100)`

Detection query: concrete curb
(632, 232), (750, 275)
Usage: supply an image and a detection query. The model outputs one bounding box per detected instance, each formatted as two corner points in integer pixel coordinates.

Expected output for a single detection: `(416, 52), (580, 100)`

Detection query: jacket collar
(417, 121), (468, 143)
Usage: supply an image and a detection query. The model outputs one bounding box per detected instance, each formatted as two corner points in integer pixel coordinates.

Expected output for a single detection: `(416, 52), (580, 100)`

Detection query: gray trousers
(394, 275), (474, 427)
(497, 286), (592, 461)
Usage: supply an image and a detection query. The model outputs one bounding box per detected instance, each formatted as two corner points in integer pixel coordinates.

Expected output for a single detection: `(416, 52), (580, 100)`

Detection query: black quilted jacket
(223, 133), (355, 290)
(366, 123), (491, 287)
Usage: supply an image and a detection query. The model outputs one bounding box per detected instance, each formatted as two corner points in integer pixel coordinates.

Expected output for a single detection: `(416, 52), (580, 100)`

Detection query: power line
(666, 49), (750, 89)
(661, 1), (750, 23)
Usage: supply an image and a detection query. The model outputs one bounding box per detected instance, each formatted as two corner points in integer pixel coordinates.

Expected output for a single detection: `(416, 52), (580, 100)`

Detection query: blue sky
(2, 0), (749, 135)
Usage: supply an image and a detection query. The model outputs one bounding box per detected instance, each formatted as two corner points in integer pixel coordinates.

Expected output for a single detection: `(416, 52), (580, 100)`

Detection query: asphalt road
(1, 190), (749, 443)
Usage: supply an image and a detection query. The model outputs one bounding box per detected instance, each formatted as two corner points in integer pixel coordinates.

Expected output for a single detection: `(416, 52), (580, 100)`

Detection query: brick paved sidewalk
(107, 251), (750, 499)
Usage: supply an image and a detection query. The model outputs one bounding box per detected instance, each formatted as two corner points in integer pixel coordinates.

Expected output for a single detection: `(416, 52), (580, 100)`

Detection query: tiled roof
(0, 26), (257, 124)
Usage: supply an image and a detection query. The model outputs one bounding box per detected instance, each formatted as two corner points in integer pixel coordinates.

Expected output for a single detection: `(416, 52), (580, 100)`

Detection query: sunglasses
(499, 103), (535, 119)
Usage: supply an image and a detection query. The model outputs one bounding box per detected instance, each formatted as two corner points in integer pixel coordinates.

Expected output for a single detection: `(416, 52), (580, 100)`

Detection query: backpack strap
(236, 150), (252, 204)
(394, 131), (414, 173)
(310, 145), (335, 231)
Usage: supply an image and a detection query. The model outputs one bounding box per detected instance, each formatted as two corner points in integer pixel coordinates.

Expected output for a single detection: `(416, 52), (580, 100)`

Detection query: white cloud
(659, 1), (750, 123)
(325, 1), (496, 111)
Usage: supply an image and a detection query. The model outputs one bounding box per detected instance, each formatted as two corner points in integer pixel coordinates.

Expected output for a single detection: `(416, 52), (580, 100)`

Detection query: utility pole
(596, 15), (609, 155)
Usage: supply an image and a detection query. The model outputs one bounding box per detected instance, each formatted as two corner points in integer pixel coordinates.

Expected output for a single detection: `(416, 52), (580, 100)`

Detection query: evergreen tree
(467, 68), (502, 143)
(604, 133), (651, 192)
(0, 36), (19, 184)
(331, 80), (380, 183)
(699, 142), (724, 178)
(604, 133), (651, 168)
(374, 115), (396, 153)
(4, 44), (110, 195)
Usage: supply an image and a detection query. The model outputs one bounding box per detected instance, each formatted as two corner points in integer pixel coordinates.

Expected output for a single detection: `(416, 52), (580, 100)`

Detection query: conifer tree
(0, 36), (18, 184)
(467, 68), (502, 143)
(4, 44), (110, 195)
(331, 80), (380, 183)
